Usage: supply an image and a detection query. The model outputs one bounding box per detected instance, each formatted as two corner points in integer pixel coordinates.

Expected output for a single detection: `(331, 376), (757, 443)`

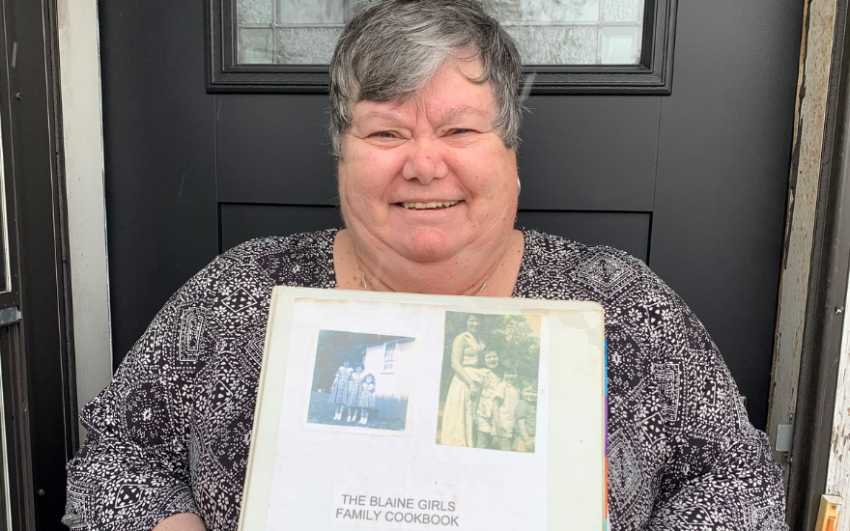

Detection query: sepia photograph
(306, 329), (415, 432)
(436, 312), (541, 452)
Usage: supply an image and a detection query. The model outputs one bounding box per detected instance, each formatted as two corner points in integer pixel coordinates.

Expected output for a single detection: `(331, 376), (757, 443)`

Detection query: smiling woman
(65, 1), (787, 530)
(333, 56), (523, 293)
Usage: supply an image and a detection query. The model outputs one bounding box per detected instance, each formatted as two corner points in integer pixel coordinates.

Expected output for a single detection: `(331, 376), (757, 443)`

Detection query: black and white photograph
(436, 312), (541, 452)
(307, 330), (415, 431)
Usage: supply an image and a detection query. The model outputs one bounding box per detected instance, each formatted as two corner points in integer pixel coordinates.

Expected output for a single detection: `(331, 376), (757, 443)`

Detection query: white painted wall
(56, 0), (113, 439)
(362, 340), (415, 399)
(826, 265), (850, 531)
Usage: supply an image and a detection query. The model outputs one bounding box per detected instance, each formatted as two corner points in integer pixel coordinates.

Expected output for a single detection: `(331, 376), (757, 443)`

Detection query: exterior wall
(826, 267), (850, 531)
(363, 340), (415, 399)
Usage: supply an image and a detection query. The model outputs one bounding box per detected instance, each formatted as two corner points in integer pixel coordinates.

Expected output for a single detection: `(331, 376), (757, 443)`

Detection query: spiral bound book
(239, 287), (607, 531)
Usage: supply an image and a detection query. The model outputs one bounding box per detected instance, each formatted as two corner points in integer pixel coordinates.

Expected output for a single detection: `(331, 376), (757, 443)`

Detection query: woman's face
(467, 315), (480, 333)
(338, 58), (519, 264)
(483, 351), (499, 369)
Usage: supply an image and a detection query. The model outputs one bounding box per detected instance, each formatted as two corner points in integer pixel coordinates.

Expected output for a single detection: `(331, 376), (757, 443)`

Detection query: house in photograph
(361, 337), (416, 400)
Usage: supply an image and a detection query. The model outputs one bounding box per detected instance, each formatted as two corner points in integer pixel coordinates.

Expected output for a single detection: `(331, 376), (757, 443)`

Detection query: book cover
(239, 287), (607, 531)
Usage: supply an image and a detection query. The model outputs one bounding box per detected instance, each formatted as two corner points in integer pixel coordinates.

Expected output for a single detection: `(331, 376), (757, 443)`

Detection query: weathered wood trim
(775, 0), (850, 526)
(767, 0), (837, 475)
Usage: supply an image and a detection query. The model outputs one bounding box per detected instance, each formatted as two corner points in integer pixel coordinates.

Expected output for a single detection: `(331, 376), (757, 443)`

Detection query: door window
(236, 0), (645, 66)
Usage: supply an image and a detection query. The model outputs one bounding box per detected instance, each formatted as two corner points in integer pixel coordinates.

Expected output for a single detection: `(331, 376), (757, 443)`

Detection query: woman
(64, 1), (786, 530)
(439, 315), (486, 447)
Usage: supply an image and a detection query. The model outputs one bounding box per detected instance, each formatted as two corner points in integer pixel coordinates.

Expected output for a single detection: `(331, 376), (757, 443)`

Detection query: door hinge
(0, 307), (21, 327)
(775, 423), (794, 455)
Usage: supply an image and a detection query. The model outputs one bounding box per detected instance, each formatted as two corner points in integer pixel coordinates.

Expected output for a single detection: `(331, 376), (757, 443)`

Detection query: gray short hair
(329, 0), (523, 158)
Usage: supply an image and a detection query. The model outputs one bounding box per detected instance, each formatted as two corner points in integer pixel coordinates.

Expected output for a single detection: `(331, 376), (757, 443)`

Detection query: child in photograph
(357, 373), (376, 425)
(345, 364), (365, 422)
(492, 359), (521, 451)
(514, 378), (538, 453)
(474, 350), (502, 449)
(329, 359), (353, 421)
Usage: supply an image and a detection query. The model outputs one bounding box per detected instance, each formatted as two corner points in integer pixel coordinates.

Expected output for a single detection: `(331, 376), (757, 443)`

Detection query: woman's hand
(153, 513), (206, 530)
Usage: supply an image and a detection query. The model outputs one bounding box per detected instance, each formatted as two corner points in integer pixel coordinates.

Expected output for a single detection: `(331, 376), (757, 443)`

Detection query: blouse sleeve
(638, 281), (787, 530)
(514, 400), (529, 421)
(63, 254), (245, 530)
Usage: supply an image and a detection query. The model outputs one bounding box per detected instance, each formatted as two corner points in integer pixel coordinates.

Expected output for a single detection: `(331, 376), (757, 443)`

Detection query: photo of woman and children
(306, 330), (415, 432)
(436, 312), (541, 453)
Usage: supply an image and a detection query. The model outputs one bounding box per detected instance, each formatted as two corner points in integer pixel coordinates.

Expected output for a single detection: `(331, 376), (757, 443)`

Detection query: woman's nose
(401, 138), (449, 183)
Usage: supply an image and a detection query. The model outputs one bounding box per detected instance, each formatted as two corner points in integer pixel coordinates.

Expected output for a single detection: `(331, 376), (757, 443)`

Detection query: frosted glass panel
(277, 0), (350, 24)
(236, 0), (645, 65)
(489, 0), (599, 22)
(604, 0), (644, 22)
(239, 28), (275, 64)
(239, 0), (274, 24)
(506, 25), (598, 65)
(276, 27), (343, 64)
(601, 26), (641, 64)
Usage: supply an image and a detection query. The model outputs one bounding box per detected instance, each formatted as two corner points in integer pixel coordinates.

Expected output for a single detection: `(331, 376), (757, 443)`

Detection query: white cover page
(239, 288), (605, 531)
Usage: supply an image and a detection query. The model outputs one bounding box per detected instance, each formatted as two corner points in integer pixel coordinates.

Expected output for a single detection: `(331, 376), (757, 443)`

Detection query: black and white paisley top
(63, 229), (787, 531)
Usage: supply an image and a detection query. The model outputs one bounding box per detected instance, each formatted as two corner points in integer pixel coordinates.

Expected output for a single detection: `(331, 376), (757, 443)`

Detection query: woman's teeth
(400, 200), (460, 210)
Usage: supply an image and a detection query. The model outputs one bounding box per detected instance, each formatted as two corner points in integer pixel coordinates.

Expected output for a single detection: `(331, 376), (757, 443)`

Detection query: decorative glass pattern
(235, 0), (646, 65)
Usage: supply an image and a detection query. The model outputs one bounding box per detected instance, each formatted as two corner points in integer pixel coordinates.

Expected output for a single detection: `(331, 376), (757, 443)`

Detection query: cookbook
(239, 287), (607, 531)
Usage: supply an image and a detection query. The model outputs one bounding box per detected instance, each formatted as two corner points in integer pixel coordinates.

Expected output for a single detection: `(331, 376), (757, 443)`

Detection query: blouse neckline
(326, 227), (537, 297)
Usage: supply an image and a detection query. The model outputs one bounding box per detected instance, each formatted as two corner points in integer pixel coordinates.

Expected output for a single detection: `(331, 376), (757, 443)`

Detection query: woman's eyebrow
(358, 111), (406, 126)
(441, 105), (490, 122)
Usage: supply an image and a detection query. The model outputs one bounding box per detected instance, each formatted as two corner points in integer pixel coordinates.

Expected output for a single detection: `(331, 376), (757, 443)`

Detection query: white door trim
(56, 0), (112, 439)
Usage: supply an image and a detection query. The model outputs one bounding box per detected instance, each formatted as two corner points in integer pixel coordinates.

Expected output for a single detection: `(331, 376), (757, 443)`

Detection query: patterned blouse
(63, 229), (787, 531)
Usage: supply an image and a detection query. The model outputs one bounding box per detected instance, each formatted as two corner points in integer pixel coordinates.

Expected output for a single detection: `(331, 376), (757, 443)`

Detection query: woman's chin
(394, 231), (464, 264)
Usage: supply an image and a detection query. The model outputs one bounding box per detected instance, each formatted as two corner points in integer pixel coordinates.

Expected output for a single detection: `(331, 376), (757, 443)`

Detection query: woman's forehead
(350, 61), (496, 124)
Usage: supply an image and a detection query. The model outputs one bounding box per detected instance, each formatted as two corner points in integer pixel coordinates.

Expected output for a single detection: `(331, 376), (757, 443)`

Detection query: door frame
(0, 0), (78, 527)
(772, 0), (850, 527)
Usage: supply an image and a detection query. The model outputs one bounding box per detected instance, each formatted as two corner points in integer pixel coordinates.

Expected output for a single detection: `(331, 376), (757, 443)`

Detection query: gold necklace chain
(361, 271), (490, 296)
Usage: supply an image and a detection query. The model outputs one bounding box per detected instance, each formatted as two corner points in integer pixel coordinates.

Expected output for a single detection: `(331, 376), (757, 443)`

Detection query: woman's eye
(447, 128), (471, 135)
(371, 131), (399, 139)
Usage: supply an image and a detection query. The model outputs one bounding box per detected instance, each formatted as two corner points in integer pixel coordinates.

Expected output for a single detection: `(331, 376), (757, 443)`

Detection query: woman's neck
(333, 229), (525, 297)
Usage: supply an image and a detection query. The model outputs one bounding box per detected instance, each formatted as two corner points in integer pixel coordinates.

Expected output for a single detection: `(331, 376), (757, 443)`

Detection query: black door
(0, 0), (78, 528)
(99, 0), (803, 432)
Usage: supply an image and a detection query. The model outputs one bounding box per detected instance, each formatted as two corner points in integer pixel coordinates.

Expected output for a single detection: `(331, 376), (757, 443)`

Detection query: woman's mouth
(399, 200), (462, 210)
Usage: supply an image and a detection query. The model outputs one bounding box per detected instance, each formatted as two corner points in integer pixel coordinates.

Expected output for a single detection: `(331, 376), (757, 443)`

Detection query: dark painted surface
(518, 96), (660, 212)
(516, 211), (651, 262)
(217, 95), (338, 204)
(3, 0), (78, 527)
(220, 204), (343, 251)
(100, 0), (218, 370)
(650, 0), (802, 426)
(101, 0), (804, 429)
